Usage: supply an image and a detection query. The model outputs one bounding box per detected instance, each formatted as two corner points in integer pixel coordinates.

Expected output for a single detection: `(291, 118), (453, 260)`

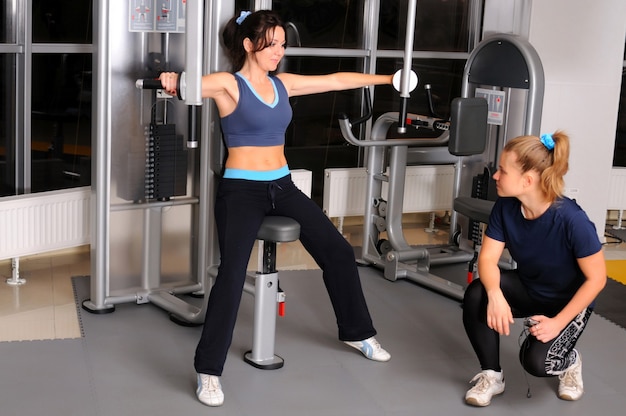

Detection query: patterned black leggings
(462, 271), (591, 377)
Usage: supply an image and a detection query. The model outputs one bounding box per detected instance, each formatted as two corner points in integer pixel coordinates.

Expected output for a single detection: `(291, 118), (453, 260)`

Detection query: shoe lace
(559, 368), (577, 388)
(470, 373), (494, 393)
(200, 375), (219, 392)
(368, 337), (383, 352)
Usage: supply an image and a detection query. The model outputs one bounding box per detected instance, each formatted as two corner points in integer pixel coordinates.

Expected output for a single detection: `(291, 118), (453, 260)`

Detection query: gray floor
(2, 267), (626, 416)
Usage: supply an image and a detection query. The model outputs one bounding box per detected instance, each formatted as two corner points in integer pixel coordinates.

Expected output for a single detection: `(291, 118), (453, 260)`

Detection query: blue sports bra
(220, 72), (292, 148)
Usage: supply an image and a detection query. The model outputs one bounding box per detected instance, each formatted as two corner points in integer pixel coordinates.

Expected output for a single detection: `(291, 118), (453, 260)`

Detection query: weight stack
(468, 167), (493, 243)
(144, 123), (187, 201)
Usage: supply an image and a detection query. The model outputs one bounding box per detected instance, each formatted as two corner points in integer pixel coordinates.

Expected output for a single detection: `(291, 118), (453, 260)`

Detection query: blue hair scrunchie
(540, 133), (555, 150)
(236, 10), (251, 25)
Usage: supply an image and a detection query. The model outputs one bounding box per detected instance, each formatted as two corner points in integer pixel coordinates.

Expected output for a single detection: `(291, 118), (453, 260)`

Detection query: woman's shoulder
(202, 72), (239, 114)
(552, 196), (591, 223)
(274, 72), (293, 87)
(201, 71), (237, 85)
(553, 197), (602, 251)
(274, 72), (308, 90)
(554, 196), (584, 213)
(494, 196), (520, 210)
(200, 72), (238, 93)
(274, 72), (292, 81)
(206, 71), (237, 82)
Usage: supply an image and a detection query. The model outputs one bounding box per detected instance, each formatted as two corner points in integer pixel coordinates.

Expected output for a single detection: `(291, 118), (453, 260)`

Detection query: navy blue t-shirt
(485, 197), (602, 305)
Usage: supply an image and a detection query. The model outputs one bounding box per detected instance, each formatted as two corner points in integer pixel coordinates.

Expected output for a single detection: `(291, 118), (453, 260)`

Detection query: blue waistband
(223, 165), (290, 181)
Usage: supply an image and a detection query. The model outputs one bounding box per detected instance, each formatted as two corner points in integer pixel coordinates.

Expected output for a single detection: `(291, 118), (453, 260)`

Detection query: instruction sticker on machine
(129, 0), (186, 33)
(475, 88), (505, 125)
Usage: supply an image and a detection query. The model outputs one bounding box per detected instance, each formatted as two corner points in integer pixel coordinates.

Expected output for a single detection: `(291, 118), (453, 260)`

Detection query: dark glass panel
(32, 0), (92, 44)
(235, 0), (253, 12)
(1, 1), (17, 43)
(272, 0), (364, 48)
(614, 68), (626, 167)
(31, 53), (92, 191)
(0, 54), (17, 196)
(378, 0), (471, 52)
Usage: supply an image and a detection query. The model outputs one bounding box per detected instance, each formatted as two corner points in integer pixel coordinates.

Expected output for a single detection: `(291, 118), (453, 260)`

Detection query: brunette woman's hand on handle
(159, 72), (179, 97)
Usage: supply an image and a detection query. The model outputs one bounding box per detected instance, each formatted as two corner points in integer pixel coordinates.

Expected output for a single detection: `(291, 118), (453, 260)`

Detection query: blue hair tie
(540, 133), (555, 150)
(236, 10), (251, 25)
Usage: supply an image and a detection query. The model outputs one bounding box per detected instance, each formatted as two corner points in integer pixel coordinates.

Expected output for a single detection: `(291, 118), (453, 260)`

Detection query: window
(273, 0), (480, 204)
(2, 0), (479, 201)
(614, 43), (626, 167)
(378, 0), (472, 52)
(272, 0), (364, 48)
(0, 0), (93, 196)
(31, 53), (92, 191)
(1, 1), (18, 196)
(32, 1), (92, 43)
(0, 54), (17, 196)
(1, 2), (17, 43)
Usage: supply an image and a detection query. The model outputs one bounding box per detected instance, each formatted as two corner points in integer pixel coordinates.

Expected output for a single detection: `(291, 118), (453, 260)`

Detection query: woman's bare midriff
(225, 146), (288, 171)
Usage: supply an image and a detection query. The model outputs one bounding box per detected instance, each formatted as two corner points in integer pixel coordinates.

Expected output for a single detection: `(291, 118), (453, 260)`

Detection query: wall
(484, 0), (626, 238)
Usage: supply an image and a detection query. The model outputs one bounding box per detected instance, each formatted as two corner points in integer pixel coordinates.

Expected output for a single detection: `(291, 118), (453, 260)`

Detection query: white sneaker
(465, 370), (505, 407)
(344, 336), (391, 362)
(196, 373), (224, 407)
(558, 350), (583, 401)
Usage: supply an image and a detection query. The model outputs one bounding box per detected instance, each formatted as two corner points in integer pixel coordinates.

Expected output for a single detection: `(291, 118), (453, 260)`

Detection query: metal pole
(185, 0), (204, 106)
(397, 0), (417, 133)
(83, 0), (114, 313)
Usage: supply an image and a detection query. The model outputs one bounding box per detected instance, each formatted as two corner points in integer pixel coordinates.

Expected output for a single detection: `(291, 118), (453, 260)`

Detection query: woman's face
(248, 26), (286, 71)
(493, 150), (526, 197)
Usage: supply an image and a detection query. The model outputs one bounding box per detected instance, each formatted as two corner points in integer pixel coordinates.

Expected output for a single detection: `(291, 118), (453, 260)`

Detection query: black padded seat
(453, 196), (495, 225)
(257, 216), (301, 243)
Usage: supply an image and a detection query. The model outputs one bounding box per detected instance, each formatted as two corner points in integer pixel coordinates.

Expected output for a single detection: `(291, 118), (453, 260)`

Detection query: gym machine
(339, 0), (544, 300)
(84, 0), (296, 369)
(83, 0), (209, 322)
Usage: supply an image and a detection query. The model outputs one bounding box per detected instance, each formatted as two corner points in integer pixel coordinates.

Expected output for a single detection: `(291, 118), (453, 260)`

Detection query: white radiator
(291, 169), (313, 198)
(323, 165), (454, 218)
(0, 187), (91, 261)
(323, 168), (368, 217)
(608, 167), (626, 210)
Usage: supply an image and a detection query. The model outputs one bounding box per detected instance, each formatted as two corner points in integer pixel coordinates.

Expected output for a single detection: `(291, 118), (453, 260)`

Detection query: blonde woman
(462, 131), (606, 406)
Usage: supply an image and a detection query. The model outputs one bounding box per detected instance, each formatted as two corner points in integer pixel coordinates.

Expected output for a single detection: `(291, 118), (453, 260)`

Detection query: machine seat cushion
(454, 197), (495, 224)
(257, 216), (301, 243)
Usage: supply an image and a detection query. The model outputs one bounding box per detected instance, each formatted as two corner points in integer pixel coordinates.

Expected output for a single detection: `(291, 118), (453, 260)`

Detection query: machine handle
(350, 87), (373, 127)
(425, 84), (443, 119)
(135, 78), (163, 90)
(339, 111), (449, 148)
(135, 72), (185, 101)
(338, 86), (372, 128)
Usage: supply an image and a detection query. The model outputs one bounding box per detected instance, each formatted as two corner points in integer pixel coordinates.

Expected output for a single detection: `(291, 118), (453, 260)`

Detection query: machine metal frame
(83, 0), (229, 324)
(340, 31), (544, 301)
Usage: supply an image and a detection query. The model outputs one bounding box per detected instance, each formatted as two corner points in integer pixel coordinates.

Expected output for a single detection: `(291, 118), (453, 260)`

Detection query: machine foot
(356, 259), (371, 267)
(169, 313), (203, 327)
(188, 291), (204, 299)
(244, 351), (284, 370)
(81, 299), (115, 314)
